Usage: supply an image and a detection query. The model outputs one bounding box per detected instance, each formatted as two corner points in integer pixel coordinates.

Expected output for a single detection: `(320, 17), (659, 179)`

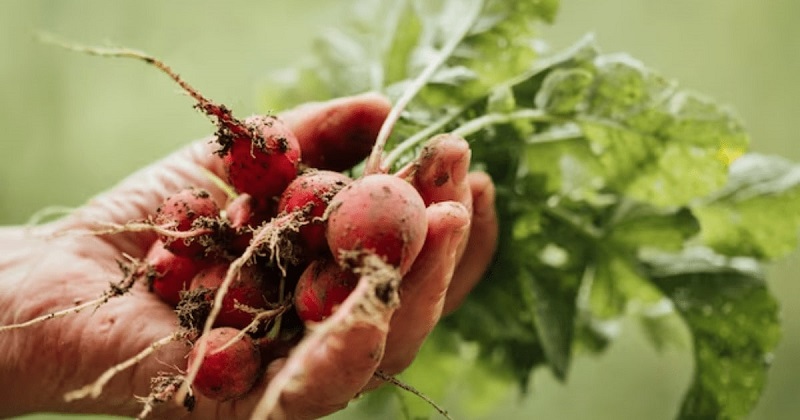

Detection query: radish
(188, 327), (261, 401)
(189, 262), (275, 330)
(325, 174), (427, 275)
(219, 115), (301, 200)
(293, 259), (359, 323)
(154, 187), (220, 259)
(277, 170), (352, 257)
(38, 41), (453, 416)
(144, 240), (206, 307)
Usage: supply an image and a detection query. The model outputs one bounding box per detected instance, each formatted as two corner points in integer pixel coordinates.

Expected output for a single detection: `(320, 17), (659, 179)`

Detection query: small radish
(293, 259), (359, 323)
(154, 187), (220, 259)
(188, 327), (261, 401)
(325, 174), (427, 274)
(277, 170), (352, 257)
(220, 115), (301, 199)
(190, 262), (276, 330)
(144, 240), (206, 307)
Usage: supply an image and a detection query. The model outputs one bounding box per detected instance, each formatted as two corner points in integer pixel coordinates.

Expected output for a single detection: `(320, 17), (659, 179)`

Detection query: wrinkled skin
(0, 93), (498, 419)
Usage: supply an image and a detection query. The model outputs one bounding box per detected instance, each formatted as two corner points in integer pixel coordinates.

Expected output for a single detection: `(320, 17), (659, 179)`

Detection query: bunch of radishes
(11, 42), (470, 419)
(139, 105), (430, 402)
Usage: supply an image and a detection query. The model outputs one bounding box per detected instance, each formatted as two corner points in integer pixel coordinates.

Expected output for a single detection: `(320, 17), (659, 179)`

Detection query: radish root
(373, 369), (453, 420)
(135, 373), (188, 420)
(0, 256), (142, 332)
(64, 332), (183, 401)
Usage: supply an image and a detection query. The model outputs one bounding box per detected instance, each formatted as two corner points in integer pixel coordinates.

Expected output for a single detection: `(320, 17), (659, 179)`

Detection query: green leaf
(525, 127), (600, 195)
(381, 1), (424, 86)
(521, 50), (749, 207)
(259, 0), (414, 110)
(693, 154), (800, 259)
(644, 248), (781, 420)
(609, 204), (700, 251)
(534, 67), (594, 114)
(524, 263), (579, 379)
(587, 251), (662, 320)
(259, 4), (795, 419)
(636, 307), (689, 353)
(412, 0), (559, 107)
(444, 229), (546, 389)
(261, 0), (559, 114)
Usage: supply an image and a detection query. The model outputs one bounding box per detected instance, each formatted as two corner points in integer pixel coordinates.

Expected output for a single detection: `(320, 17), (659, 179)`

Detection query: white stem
(384, 111), (461, 171)
(364, 1), (484, 175)
(451, 109), (552, 138)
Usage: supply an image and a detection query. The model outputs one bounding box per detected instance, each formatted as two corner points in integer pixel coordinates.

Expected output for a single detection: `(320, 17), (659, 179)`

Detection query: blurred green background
(2, 1), (797, 419)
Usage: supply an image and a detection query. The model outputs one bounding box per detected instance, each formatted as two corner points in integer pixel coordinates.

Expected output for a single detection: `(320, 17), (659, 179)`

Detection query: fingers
(442, 172), (498, 315)
(406, 133), (472, 210)
(403, 133), (473, 264)
(61, 93), (391, 256)
(248, 255), (401, 420)
(281, 92), (391, 171)
(377, 202), (470, 375)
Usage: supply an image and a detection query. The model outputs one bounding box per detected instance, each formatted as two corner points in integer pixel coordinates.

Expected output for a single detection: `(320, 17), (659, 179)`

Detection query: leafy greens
(261, 1), (799, 418)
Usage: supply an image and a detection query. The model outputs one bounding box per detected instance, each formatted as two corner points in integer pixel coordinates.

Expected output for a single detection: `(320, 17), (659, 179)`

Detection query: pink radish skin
(188, 327), (261, 401)
(154, 187), (220, 259)
(325, 174), (427, 274)
(293, 259), (359, 323)
(222, 115), (301, 199)
(144, 240), (206, 307)
(190, 262), (274, 330)
(277, 170), (352, 257)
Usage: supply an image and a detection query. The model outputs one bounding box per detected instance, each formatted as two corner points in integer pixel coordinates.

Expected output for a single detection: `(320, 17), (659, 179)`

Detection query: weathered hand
(0, 93), (497, 419)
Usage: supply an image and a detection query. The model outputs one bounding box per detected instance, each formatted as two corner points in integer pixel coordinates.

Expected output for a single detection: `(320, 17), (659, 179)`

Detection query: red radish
(325, 174), (427, 274)
(190, 262), (275, 329)
(294, 259), (359, 323)
(188, 327), (261, 401)
(144, 240), (206, 306)
(221, 115), (301, 199)
(154, 187), (220, 259)
(277, 170), (352, 256)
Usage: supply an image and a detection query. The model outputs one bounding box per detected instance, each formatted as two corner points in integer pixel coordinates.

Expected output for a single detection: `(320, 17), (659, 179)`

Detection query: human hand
(0, 92), (498, 419)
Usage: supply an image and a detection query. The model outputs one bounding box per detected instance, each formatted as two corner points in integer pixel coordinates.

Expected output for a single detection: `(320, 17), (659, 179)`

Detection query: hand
(0, 93), (498, 419)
